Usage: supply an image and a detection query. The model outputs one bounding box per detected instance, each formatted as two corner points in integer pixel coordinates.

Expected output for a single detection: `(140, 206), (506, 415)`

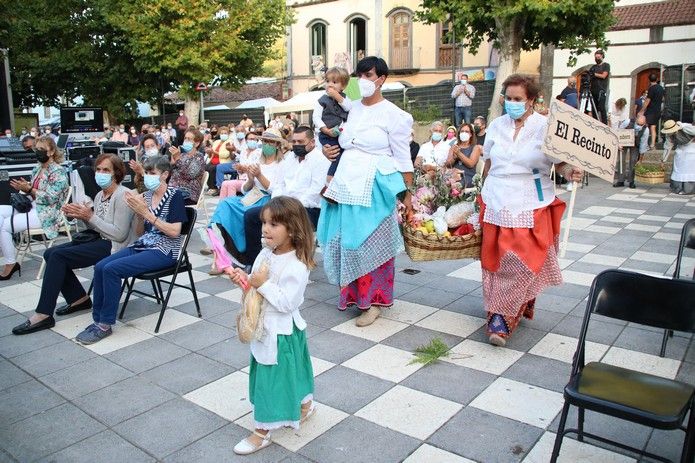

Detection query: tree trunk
(102, 110), (114, 127)
(539, 44), (555, 103)
(185, 95), (200, 127)
(488, 17), (524, 120)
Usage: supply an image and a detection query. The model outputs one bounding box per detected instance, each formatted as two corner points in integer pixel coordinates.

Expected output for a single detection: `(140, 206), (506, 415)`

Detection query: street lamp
(195, 82), (208, 125)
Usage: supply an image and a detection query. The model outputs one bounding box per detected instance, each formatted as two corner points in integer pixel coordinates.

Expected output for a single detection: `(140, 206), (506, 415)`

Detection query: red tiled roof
(611, 0), (695, 31)
(166, 81), (284, 104)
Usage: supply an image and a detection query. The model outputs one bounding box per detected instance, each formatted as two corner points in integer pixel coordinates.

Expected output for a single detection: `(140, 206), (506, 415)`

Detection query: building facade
(285, 0), (540, 94)
(552, 0), (695, 123)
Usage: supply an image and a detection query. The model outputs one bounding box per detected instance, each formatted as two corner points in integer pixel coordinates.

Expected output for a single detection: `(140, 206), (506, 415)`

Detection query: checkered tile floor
(1, 182), (693, 462)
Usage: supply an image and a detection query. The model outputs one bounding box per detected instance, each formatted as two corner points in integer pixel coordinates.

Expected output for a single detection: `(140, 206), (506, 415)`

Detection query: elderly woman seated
(73, 155), (188, 344)
(11, 154), (136, 335)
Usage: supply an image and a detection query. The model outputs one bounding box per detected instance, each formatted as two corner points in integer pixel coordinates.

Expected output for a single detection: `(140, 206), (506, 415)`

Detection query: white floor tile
(598, 216), (633, 224)
(160, 287), (209, 307)
(674, 213), (693, 219)
(630, 251), (677, 264)
(235, 402), (349, 452)
(415, 310), (485, 338)
(661, 197), (690, 203)
(161, 269), (213, 284)
(523, 432), (637, 463)
(583, 225), (621, 235)
(1, 282), (60, 313)
(355, 385), (462, 440)
(612, 207), (646, 215)
(637, 214), (671, 222)
(578, 206), (616, 217)
(443, 340), (523, 375)
(579, 254), (626, 267)
(51, 312), (95, 339)
(602, 346), (681, 379)
(342, 344), (424, 382)
(447, 261), (482, 282)
(607, 194), (639, 202)
(558, 258), (574, 270)
(618, 267), (667, 278)
(470, 378), (564, 428)
(561, 270), (595, 287)
(311, 356), (335, 376)
(663, 221), (686, 229)
(640, 193), (667, 198)
(529, 333), (609, 364)
(628, 198), (659, 204)
(187, 253), (214, 269)
(564, 243), (595, 253)
(404, 444), (476, 463)
(331, 316), (409, 343)
(622, 188), (647, 194)
(562, 217), (596, 230)
(216, 288), (243, 303)
(382, 300), (438, 325)
(127, 309), (201, 335)
(85, 324), (153, 355)
(653, 232), (681, 241)
(184, 371), (252, 421)
(625, 223), (660, 233)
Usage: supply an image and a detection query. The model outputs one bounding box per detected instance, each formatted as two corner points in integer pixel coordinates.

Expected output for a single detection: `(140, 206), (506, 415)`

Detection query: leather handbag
(11, 193), (32, 213)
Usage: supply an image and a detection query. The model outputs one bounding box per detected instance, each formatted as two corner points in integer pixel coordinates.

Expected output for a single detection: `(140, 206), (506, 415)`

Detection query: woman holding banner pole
(480, 74), (582, 347)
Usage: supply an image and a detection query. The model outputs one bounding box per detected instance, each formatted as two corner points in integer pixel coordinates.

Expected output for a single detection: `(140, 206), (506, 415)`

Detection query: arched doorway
(635, 67), (660, 100)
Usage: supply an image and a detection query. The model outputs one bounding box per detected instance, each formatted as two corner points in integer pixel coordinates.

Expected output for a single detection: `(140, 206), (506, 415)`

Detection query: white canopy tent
(264, 91), (324, 125)
(236, 97), (281, 109)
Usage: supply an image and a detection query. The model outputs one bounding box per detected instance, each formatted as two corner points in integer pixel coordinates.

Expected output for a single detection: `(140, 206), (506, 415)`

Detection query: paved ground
(0, 180), (693, 463)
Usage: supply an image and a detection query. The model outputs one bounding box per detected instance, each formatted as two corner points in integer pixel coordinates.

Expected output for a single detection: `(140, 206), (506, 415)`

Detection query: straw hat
(661, 120), (681, 134)
(258, 128), (284, 143)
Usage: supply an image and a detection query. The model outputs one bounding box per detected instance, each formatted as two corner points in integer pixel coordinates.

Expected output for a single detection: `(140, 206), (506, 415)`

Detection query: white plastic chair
(193, 171), (210, 224)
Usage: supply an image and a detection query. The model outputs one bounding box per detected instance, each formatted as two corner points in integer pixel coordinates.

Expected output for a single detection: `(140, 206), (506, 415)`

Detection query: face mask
(537, 98), (544, 103)
(246, 140), (258, 150)
(130, 130), (136, 134)
(505, 100), (528, 120)
(45, 129), (51, 134)
(167, 126), (172, 130)
(95, 172), (112, 189)
(431, 132), (443, 142)
(181, 141), (194, 152)
(145, 147), (159, 157)
(105, 131), (112, 138)
(459, 132), (471, 142)
(461, 80), (468, 85)
(358, 77), (377, 98)
(30, 131), (37, 137)
(144, 174), (161, 191)
(179, 112), (184, 116)
(447, 132), (455, 140)
(219, 134), (229, 141)
(595, 58), (602, 64)
(249, 128), (256, 133)
(155, 131), (161, 136)
(35, 149), (50, 163)
(119, 128), (125, 133)
(236, 132), (245, 140)
(292, 144), (308, 157)
(473, 125), (481, 134)
(262, 143), (277, 157)
(21, 130), (27, 135)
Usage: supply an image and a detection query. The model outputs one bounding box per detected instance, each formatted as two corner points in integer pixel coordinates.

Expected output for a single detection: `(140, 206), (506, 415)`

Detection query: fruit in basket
(452, 223), (475, 236)
(424, 220), (435, 233)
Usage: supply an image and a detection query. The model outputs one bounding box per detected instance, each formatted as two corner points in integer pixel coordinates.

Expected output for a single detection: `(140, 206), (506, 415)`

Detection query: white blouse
(251, 248), (309, 365)
(325, 99), (414, 206)
(273, 147), (330, 209)
(482, 112), (557, 228)
(417, 140), (449, 167)
(242, 160), (284, 194)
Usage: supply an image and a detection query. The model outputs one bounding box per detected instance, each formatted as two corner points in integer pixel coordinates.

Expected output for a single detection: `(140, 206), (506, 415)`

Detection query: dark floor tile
(105, 337), (189, 374)
(307, 330), (374, 364)
(503, 354), (571, 393)
(160, 320), (232, 351)
(197, 338), (250, 369)
(313, 365), (394, 414)
(11, 340), (96, 377)
(0, 380), (65, 426)
(381, 325), (463, 353)
(402, 362), (496, 405)
(37, 430), (155, 463)
(138, 353), (234, 394)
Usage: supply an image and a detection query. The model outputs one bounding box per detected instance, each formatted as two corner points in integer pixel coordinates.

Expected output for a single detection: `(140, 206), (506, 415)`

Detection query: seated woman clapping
(73, 155), (188, 345)
(11, 154), (136, 335)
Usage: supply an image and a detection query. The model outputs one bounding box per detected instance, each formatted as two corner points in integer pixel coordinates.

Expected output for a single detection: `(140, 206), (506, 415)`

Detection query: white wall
(664, 25), (695, 41)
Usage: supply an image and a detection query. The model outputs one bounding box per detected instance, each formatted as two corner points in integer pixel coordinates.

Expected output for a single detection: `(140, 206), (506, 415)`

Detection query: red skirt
(339, 258), (395, 310)
(479, 197), (565, 332)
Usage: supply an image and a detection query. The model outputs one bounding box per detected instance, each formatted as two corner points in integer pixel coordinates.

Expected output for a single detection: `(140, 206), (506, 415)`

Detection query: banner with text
(543, 101), (618, 182)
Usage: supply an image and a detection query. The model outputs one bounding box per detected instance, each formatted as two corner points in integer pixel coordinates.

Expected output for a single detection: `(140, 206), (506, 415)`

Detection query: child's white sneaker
(233, 431), (272, 455)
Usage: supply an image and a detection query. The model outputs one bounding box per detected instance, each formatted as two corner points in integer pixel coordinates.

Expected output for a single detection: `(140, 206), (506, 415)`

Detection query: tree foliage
(417, 0), (616, 117)
(0, 0), (293, 122)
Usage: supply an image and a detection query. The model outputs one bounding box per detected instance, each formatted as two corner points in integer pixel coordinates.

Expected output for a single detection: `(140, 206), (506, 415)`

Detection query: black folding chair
(661, 218), (695, 357)
(551, 269), (695, 463)
(118, 207), (202, 333)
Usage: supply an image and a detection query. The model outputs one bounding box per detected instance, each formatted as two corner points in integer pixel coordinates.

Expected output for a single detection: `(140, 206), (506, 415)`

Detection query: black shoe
(612, 182), (624, 188)
(628, 182), (636, 189)
(55, 298), (92, 316)
(12, 316), (55, 335)
(0, 263), (21, 281)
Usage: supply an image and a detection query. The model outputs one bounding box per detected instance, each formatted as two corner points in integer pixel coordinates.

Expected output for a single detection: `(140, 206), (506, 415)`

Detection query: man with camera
(589, 50), (610, 124)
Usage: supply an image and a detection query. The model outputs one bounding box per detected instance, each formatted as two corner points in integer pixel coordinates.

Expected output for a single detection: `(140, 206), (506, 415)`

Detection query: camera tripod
(578, 85), (599, 120)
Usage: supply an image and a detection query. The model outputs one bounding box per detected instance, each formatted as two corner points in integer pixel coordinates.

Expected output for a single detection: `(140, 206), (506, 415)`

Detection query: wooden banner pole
(560, 181), (578, 258)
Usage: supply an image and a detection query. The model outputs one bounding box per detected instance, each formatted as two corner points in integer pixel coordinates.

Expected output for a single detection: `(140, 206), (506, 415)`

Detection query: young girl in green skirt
(229, 196), (316, 455)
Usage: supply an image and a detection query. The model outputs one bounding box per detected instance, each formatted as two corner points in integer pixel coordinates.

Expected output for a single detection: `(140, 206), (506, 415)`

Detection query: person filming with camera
(589, 49), (610, 124)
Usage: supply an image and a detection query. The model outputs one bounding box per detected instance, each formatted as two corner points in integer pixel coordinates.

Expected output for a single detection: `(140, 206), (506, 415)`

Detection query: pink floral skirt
(339, 258), (395, 310)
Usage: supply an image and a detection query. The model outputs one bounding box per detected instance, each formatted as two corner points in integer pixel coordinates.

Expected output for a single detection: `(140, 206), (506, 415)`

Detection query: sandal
(233, 430), (272, 455)
(488, 334), (507, 347)
(301, 403), (317, 424)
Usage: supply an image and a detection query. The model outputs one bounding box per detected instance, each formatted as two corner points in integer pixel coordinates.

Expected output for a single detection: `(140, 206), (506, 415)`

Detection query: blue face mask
(236, 132), (245, 140)
(505, 100), (528, 120)
(181, 141), (194, 152)
(144, 174), (161, 191)
(246, 140), (258, 150)
(431, 132), (443, 142)
(95, 172), (112, 189)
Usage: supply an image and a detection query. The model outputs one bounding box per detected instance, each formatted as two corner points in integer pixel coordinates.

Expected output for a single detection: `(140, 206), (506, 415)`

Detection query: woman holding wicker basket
(481, 74), (582, 347)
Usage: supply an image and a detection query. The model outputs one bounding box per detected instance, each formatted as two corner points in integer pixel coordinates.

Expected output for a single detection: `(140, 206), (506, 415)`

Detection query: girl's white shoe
(233, 431), (272, 455)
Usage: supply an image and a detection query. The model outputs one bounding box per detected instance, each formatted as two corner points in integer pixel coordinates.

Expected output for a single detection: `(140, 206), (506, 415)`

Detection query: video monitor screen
(60, 107), (104, 133)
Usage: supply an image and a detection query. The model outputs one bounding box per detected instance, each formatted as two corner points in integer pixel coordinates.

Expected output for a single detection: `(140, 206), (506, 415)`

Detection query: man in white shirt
(414, 121), (449, 172)
(242, 126), (329, 263)
(451, 74), (476, 127)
